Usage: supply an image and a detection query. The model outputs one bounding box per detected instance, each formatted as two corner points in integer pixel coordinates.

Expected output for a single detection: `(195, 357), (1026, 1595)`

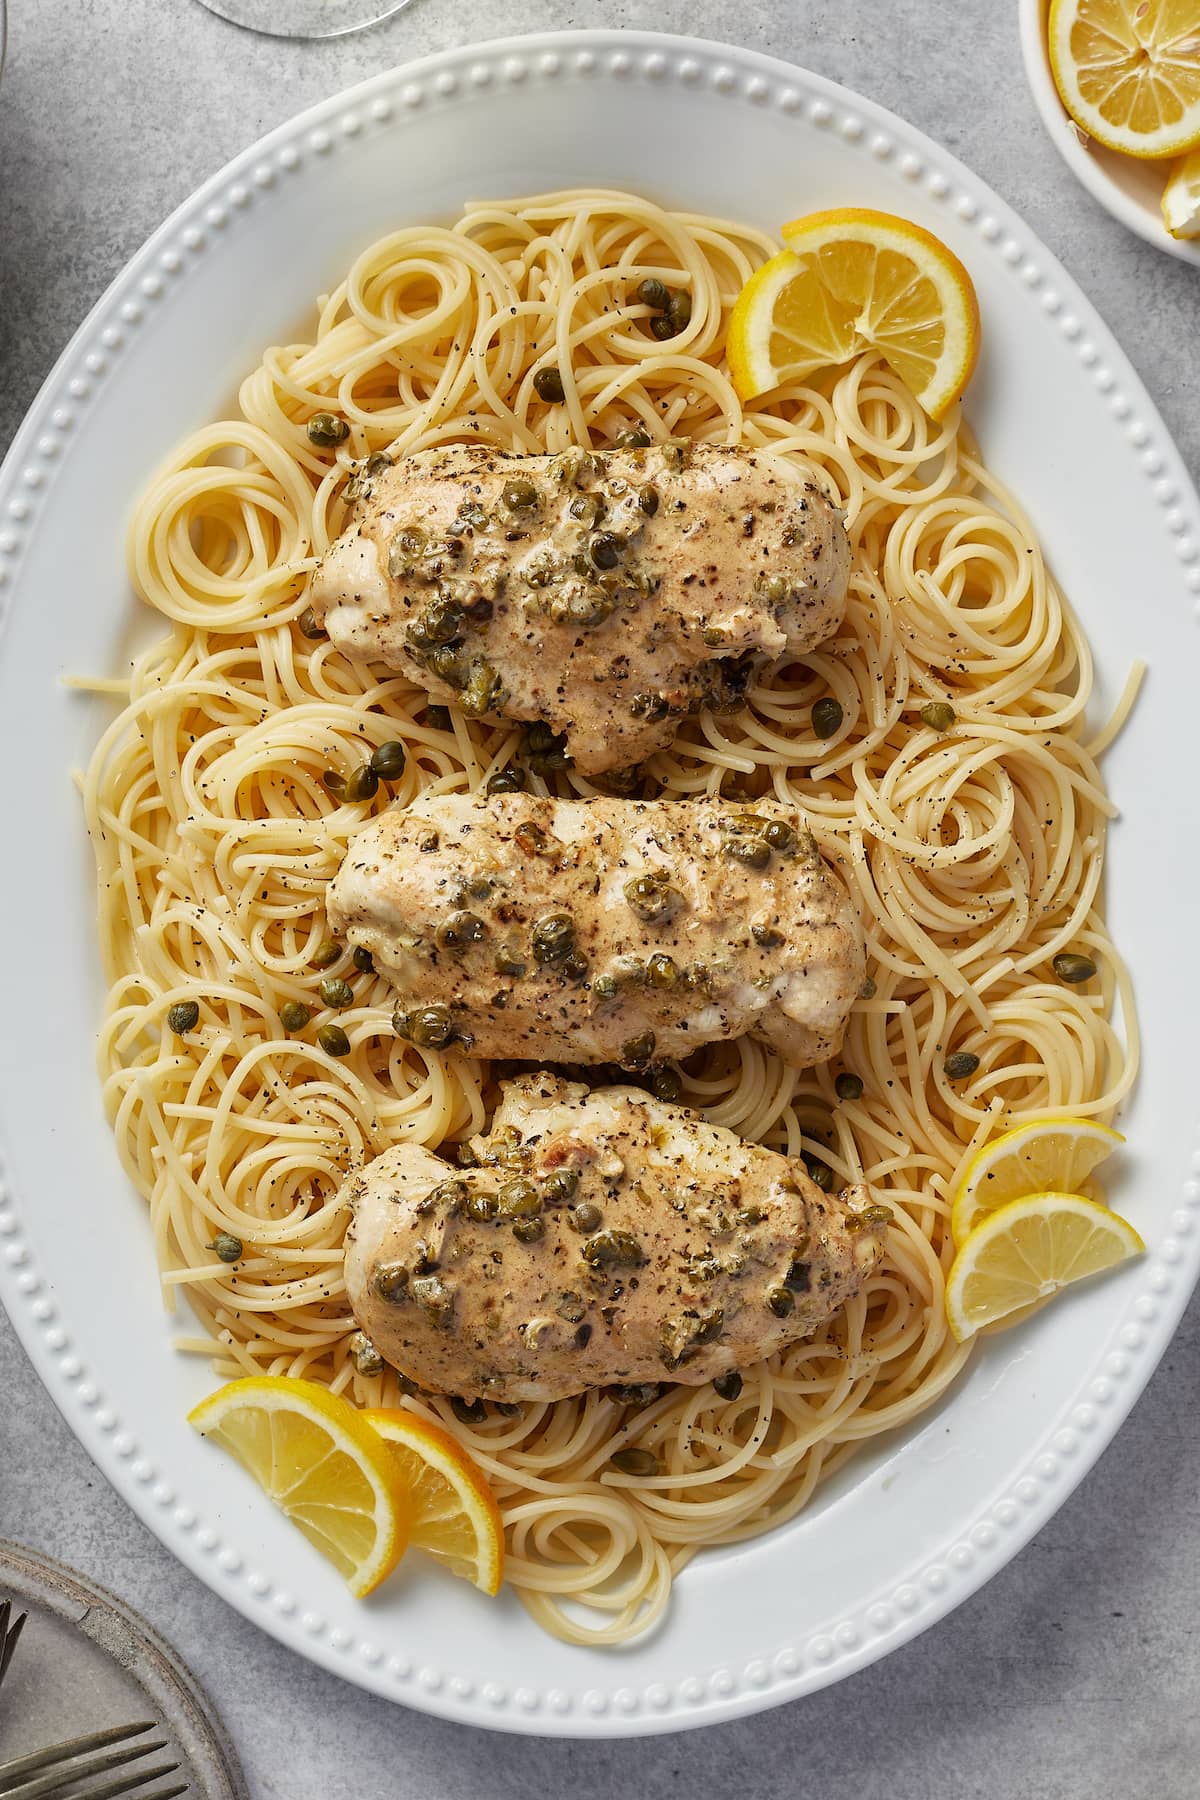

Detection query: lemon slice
(1162, 147), (1200, 235)
(188, 1377), (411, 1597)
(1048, 0), (1200, 160)
(951, 1116), (1124, 1243)
(726, 208), (980, 419)
(364, 1407), (505, 1595)
(945, 1192), (1144, 1342)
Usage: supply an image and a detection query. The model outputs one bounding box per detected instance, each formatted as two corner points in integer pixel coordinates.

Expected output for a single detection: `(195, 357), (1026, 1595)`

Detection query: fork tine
(0, 1726), (155, 1788)
(46, 1761), (182, 1800)
(0, 1740), (165, 1800)
(0, 1609), (26, 1685)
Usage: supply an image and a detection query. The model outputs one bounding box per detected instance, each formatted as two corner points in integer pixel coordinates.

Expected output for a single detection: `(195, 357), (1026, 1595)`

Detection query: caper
(351, 945), (375, 975)
(373, 1261), (409, 1301)
(765, 1284), (794, 1318)
(650, 315), (676, 341)
(437, 911), (487, 952)
(461, 660), (503, 718)
(364, 451), (393, 476)
(344, 765), (379, 802)
(317, 976), (352, 1010)
(413, 598), (464, 647)
(486, 766), (526, 795)
(297, 605), (327, 639)
(280, 1000), (311, 1034)
(497, 1178), (541, 1219)
(588, 531), (623, 571)
(556, 1291), (587, 1324)
(351, 1332), (384, 1377)
(167, 1000), (200, 1035)
(450, 1395), (487, 1425)
(425, 645), (465, 686)
(456, 501), (489, 530)
(920, 700), (957, 732)
(752, 923), (784, 948)
(411, 1274), (454, 1327)
(208, 1231), (243, 1263)
(513, 1217), (545, 1244)
(426, 704), (452, 731)
(646, 1067), (679, 1105)
(805, 1158), (834, 1192)
(502, 477), (539, 510)
(646, 953), (680, 989)
(307, 411), (349, 447)
(629, 690), (670, 721)
(322, 768), (346, 795)
(667, 290), (692, 331)
(812, 696), (844, 739)
(713, 1370), (743, 1402)
(861, 976), (877, 998)
(575, 1231), (644, 1274)
(761, 819), (796, 853)
(722, 835), (772, 869)
(861, 1203), (895, 1227)
(317, 1024), (351, 1057)
(835, 1071), (864, 1101)
(590, 974), (619, 1001)
(531, 912), (576, 965)
(542, 1169), (580, 1206)
(1053, 952), (1098, 984)
(395, 1004), (457, 1050)
(637, 484), (660, 516)
(784, 1257), (811, 1293)
(944, 1050), (981, 1079)
(369, 740), (406, 780)
(619, 1032), (656, 1070)
(533, 367), (566, 403)
(311, 939), (341, 969)
(606, 1382), (665, 1409)
(615, 426), (652, 449)
(457, 1188), (496, 1223)
(569, 492), (605, 526)
(611, 1447), (658, 1476)
(569, 1201), (603, 1234)
(757, 571), (791, 605)
(494, 945), (528, 978)
(514, 820), (547, 856)
(636, 277), (671, 311)
(623, 873), (680, 923)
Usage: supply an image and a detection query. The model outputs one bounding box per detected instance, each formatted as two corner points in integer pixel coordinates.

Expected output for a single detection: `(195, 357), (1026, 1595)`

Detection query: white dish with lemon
(1019, 0), (1200, 263)
(0, 30), (1198, 1735)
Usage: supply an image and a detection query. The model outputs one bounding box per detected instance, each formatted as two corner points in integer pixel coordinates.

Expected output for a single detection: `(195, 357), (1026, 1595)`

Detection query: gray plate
(0, 1540), (248, 1800)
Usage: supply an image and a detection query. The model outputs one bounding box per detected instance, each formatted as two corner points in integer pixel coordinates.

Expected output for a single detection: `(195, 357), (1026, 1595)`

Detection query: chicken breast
(343, 1075), (889, 1402)
(327, 793), (865, 1070)
(308, 441), (849, 774)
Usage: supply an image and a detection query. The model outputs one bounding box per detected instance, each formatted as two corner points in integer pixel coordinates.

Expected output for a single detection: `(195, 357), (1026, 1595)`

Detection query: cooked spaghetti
(81, 189), (1137, 1644)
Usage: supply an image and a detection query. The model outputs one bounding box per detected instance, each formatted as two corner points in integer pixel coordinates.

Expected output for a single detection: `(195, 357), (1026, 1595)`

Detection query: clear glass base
(196, 0), (416, 40)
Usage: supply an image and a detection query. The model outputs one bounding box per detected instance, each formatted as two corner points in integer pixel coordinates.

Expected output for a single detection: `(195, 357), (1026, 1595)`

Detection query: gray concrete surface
(1, 2), (1198, 1795)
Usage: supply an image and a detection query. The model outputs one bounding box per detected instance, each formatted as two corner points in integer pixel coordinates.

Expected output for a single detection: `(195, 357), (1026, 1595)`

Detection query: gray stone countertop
(1, 2), (1197, 1795)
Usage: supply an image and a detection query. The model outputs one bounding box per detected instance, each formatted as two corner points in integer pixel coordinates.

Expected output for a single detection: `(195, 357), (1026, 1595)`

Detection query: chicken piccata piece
(308, 441), (850, 774)
(327, 792), (865, 1070)
(343, 1075), (889, 1402)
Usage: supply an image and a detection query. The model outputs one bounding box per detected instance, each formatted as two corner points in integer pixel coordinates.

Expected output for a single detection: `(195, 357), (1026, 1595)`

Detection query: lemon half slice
(945, 1192), (1144, 1343)
(189, 1377), (411, 1597)
(364, 1407), (505, 1595)
(1162, 147), (1200, 235)
(951, 1116), (1124, 1243)
(727, 208), (980, 419)
(1049, 0), (1200, 160)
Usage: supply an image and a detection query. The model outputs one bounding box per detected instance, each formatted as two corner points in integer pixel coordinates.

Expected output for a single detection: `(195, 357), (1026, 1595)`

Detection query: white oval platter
(0, 29), (1198, 1738)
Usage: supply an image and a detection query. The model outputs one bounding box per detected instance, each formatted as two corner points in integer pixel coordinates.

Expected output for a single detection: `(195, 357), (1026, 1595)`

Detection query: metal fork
(0, 1601), (26, 1694)
(0, 1722), (187, 1800)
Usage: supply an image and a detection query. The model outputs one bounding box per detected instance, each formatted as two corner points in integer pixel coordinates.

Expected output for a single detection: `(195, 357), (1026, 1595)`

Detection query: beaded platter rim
(0, 29), (1198, 1737)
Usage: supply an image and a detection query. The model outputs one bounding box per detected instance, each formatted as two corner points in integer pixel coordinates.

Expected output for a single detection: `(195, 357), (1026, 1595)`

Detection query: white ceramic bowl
(1018, 0), (1200, 266)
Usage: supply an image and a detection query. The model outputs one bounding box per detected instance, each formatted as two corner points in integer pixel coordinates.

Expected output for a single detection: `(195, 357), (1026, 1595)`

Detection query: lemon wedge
(188, 1377), (411, 1597)
(1048, 0), (1200, 160)
(951, 1116), (1124, 1244)
(945, 1192), (1144, 1342)
(363, 1407), (505, 1595)
(1162, 147), (1200, 235)
(726, 208), (980, 419)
